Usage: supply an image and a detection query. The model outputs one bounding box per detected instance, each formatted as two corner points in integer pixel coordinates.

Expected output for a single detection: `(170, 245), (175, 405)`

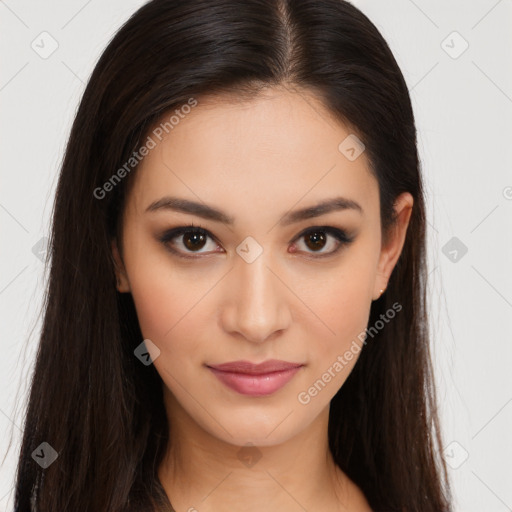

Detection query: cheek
(310, 287), (370, 369)
(124, 247), (216, 365)
(128, 266), (178, 342)
(296, 253), (375, 367)
(120, 230), (174, 332)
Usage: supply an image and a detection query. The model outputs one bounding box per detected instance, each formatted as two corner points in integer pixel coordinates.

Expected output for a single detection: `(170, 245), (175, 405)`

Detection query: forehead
(128, 87), (379, 223)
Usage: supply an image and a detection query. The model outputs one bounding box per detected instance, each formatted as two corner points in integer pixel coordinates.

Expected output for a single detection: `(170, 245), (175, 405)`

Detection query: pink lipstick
(207, 359), (303, 396)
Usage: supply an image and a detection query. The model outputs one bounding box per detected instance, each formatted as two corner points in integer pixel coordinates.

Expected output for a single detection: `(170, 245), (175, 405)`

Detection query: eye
(158, 224), (221, 259)
(291, 226), (354, 258)
(158, 224), (354, 259)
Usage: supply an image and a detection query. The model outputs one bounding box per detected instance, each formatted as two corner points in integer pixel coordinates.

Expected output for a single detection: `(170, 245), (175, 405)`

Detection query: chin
(201, 408), (303, 448)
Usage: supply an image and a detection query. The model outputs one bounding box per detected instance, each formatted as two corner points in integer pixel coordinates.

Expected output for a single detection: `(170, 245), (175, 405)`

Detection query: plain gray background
(1, 1), (511, 510)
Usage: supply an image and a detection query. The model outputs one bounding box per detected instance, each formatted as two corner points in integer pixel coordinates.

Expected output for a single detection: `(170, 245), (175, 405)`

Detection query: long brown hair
(12, 0), (452, 510)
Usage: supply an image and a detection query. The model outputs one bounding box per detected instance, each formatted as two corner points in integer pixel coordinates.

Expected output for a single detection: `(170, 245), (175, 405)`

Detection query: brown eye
(293, 226), (353, 258)
(304, 231), (327, 251)
(159, 225), (221, 258)
(159, 224), (354, 260)
(182, 231), (207, 251)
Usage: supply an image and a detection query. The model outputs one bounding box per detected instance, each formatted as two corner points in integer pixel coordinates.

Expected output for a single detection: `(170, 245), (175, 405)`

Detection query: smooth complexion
(112, 86), (413, 512)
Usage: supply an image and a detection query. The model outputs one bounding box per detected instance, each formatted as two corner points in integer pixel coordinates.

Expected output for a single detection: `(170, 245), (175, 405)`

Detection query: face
(112, 86), (412, 447)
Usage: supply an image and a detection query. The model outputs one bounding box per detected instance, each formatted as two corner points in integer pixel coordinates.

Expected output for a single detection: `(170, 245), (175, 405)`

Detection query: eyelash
(158, 223), (354, 260)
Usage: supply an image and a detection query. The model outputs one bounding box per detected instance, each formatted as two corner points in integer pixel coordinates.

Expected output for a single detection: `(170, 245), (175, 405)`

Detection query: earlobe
(111, 239), (131, 293)
(373, 192), (414, 300)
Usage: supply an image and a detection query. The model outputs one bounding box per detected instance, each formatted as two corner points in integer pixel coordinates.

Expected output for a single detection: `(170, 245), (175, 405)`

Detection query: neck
(157, 387), (363, 512)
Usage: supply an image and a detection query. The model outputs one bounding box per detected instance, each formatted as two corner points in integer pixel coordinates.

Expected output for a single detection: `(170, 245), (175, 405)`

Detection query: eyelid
(158, 224), (354, 259)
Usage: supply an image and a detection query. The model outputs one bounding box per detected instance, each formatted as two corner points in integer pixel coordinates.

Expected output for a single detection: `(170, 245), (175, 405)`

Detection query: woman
(14, 0), (453, 510)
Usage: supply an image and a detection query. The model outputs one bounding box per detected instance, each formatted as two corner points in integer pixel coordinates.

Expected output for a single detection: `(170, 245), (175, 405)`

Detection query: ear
(373, 192), (414, 301)
(111, 239), (131, 293)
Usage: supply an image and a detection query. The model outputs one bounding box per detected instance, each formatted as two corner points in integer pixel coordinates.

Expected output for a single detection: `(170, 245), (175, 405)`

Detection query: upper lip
(207, 359), (303, 375)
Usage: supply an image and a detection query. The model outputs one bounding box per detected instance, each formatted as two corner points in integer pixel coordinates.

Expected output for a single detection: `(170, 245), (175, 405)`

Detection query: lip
(207, 359), (303, 396)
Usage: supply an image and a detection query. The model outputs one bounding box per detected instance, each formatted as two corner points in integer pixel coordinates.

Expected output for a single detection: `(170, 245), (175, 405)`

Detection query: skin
(112, 85), (413, 512)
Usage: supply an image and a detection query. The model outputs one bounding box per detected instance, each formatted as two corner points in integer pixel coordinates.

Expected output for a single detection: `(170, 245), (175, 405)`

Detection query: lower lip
(208, 366), (302, 396)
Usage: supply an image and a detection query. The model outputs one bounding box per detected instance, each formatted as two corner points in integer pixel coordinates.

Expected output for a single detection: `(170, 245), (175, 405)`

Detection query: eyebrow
(145, 195), (363, 226)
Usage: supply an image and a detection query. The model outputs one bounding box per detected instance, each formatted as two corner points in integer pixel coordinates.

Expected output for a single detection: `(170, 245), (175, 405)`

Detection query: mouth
(206, 359), (304, 397)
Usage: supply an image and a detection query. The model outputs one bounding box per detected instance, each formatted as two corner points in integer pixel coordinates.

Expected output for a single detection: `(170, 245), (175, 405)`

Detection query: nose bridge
(221, 247), (290, 342)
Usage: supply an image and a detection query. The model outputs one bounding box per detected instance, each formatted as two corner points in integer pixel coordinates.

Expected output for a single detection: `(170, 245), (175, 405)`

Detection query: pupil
(305, 231), (326, 251)
(184, 232), (206, 251)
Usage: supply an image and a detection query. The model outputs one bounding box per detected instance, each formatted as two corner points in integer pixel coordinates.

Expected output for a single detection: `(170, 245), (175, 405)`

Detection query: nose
(219, 251), (291, 344)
